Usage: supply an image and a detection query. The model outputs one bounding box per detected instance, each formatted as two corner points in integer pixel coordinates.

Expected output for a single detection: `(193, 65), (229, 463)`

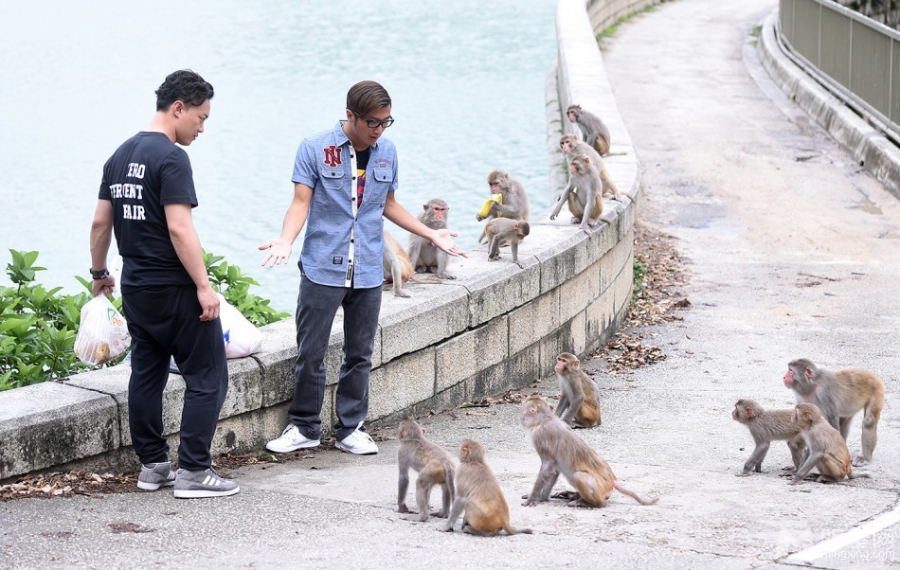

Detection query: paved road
(3, 1), (900, 568)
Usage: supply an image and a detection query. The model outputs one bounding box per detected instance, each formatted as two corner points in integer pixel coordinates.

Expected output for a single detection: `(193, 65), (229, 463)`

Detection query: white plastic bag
(218, 293), (262, 359)
(74, 295), (131, 366)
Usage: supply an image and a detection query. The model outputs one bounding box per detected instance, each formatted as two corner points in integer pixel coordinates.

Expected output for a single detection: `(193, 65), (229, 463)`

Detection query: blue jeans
(288, 274), (382, 441)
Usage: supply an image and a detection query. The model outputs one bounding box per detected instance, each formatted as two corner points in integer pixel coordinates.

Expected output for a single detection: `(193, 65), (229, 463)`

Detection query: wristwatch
(90, 267), (110, 280)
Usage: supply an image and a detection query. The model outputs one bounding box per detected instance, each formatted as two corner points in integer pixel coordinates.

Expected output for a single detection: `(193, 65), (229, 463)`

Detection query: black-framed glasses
(349, 108), (394, 129)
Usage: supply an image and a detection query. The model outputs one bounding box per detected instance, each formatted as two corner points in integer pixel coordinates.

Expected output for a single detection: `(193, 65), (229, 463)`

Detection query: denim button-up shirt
(292, 122), (399, 288)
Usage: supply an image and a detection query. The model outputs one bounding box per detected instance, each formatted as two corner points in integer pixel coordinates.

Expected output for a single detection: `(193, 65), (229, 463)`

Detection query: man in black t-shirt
(89, 70), (238, 499)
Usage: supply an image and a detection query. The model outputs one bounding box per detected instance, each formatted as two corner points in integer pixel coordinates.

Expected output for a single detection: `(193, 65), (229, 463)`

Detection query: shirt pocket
(367, 168), (393, 206)
(320, 167), (345, 190)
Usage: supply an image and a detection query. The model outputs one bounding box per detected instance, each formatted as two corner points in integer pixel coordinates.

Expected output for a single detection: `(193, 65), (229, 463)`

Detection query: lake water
(0, 0), (557, 313)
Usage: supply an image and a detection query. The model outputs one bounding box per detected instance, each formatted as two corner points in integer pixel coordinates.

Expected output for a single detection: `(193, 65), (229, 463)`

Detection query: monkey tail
(613, 481), (658, 506)
(409, 275), (443, 285)
(503, 524), (534, 535)
(444, 464), (456, 503)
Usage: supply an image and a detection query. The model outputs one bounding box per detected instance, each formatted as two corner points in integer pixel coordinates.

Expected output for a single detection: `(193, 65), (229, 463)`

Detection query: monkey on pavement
(477, 171), (530, 221)
(559, 133), (632, 202)
(408, 198), (457, 280)
(731, 399), (805, 476)
(554, 352), (601, 428)
(566, 104), (625, 157)
(783, 358), (884, 466)
(549, 155), (613, 235)
(791, 403), (870, 485)
(520, 395), (658, 508)
(478, 218), (530, 268)
(397, 418), (456, 521)
(441, 439), (533, 536)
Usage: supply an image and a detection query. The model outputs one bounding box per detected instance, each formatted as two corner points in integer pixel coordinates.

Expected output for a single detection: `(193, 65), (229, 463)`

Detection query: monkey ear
(573, 360), (580, 370)
(745, 407), (754, 418)
(422, 204), (428, 211)
(805, 367), (813, 379)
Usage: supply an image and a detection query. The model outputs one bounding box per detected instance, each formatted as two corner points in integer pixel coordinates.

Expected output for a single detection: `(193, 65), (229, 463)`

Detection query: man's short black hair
(155, 70), (214, 111)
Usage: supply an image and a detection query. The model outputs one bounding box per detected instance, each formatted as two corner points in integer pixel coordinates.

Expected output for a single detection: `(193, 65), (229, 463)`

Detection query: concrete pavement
(3, 0), (900, 568)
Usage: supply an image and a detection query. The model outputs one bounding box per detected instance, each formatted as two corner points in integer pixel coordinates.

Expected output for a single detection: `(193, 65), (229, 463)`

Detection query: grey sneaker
(335, 422), (378, 455)
(137, 462), (175, 491)
(266, 424), (320, 453)
(173, 468), (240, 499)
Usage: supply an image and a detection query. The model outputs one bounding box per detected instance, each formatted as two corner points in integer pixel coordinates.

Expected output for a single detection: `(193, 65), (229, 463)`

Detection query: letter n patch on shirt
(323, 146), (342, 167)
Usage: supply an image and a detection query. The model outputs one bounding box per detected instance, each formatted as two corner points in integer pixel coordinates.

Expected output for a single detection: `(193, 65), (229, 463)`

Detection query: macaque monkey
(559, 133), (631, 202)
(477, 171), (530, 221)
(478, 218), (530, 268)
(783, 358), (884, 466)
(554, 352), (601, 428)
(791, 403), (870, 485)
(519, 395), (657, 508)
(408, 198), (456, 279)
(731, 399), (805, 476)
(442, 439), (533, 536)
(549, 155), (613, 235)
(566, 104), (623, 157)
(383, 230), (414, 297)
(397, 418), (456, 521)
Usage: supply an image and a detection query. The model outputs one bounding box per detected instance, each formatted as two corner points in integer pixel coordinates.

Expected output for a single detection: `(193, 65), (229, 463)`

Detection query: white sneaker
(335, 422), (378, 455)
(266, 424), (320, 453)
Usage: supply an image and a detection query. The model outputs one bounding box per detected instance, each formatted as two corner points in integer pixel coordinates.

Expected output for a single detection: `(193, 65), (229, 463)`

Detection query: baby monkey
(791, 403), (870, 485)
(442, 439), (532, 536)
(479, 218), (530, 268)
(731, 399), (805, 476)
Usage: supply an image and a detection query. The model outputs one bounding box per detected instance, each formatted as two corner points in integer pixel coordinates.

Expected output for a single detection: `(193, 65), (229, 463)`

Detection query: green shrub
(0, 249), (290, 392)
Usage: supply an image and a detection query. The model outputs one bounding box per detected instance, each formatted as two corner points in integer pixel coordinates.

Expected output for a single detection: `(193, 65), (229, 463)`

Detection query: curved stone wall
(0, 0), (645, 480)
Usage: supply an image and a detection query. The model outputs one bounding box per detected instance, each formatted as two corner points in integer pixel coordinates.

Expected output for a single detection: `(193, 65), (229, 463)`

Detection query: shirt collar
(335, 120), (378, 151)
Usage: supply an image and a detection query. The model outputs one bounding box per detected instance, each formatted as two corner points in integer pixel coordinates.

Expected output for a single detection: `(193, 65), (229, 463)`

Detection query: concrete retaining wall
(761, 9), (900, 199)
(0, 0), (645, 481)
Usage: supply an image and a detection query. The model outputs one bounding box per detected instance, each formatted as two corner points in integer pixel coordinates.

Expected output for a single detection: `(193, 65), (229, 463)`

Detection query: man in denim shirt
(260, 80), (465, 455)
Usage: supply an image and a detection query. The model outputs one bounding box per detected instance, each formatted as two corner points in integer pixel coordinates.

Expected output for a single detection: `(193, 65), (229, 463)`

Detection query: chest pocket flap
(373, 168), (393, 183)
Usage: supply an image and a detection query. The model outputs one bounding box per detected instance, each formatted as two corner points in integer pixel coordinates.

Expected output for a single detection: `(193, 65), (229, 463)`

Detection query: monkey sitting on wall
(408, 198), (457, 280)
(549, 155), (613, 235)
(477, 171), (530, 222)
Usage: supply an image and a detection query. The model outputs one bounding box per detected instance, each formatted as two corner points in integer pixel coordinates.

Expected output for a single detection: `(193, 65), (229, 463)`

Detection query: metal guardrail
(779, 0), (900, 143)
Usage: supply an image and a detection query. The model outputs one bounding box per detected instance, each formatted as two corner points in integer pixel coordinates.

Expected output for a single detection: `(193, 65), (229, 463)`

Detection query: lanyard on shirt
(346, 145), (358, 287)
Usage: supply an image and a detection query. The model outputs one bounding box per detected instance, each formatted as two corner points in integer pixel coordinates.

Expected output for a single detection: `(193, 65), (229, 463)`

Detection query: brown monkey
(554, 352), (601, 428)
(791, 403), (869, 485)
(477, 171), (530, 221)
(783, 358), (884, 466)
(397, 418), (456, 521)
(442, 439), (533, 536)
(408, 198), (456, 279)
(731, 399), (805, 476)
(559, 133), (631, 202)
(478, 218), (530, 268)
(566, 104), (625, 157)
(382, 230), (414, 297)
(519, 395), (657, 508)
(549, 155), (613, 235)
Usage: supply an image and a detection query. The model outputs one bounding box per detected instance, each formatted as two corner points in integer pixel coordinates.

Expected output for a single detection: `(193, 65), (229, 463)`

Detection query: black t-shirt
(99, 132), (197, 287)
